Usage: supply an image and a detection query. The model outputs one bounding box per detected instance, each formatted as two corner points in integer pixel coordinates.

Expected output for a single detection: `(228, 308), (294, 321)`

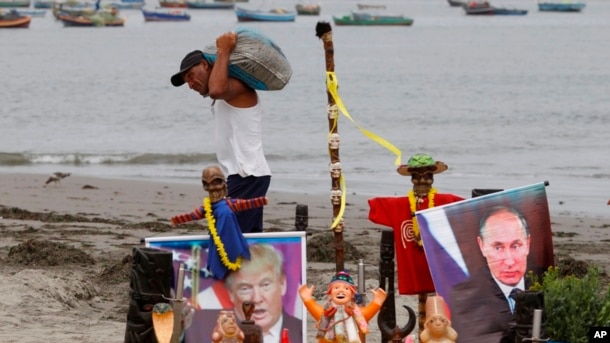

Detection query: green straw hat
(397, 153), (448, 176)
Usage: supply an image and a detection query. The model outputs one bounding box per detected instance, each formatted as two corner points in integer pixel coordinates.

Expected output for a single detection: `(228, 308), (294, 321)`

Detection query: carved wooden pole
(378, 229), (416, 342)
(316, 21), (344, 272)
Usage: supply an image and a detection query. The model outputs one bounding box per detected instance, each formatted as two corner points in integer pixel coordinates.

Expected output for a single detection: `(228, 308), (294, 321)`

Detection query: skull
(329, 133), (340, 150)
(202, 165), (227, 203)
(327, 104), (338, 120)
(331, 217), (344, 232)
(410, 167), (435, 199)
(329, 161), (342, 178)
(330, 189), (342, 205)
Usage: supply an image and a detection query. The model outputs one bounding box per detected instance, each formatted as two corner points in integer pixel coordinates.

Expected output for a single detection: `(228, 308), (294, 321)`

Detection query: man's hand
(215, 32), (237, 55)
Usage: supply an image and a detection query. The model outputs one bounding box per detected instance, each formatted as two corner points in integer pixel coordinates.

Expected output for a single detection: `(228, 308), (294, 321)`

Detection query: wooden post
(316, 21), (344, 273)
(378, 230), (416, 342)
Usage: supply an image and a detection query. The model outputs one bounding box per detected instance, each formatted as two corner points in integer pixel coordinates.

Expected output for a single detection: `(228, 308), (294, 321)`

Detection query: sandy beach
(0, 173), (608, 343)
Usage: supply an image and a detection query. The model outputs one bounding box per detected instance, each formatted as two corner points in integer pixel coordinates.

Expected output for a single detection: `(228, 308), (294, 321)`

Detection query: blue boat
(185, 0), (234, 9)
(32, 0), (53, 8)
(234, 6), (296, 21)
(538, 2), (585, 12)
(107, 0), (145, 10)
(15, 8), (46, 16)
(142, 8), (190, 21)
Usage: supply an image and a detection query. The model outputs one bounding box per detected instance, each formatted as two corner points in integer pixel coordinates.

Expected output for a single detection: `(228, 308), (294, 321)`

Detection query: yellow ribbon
(326, 71), (402, 166)
(330, 174), (347, 230)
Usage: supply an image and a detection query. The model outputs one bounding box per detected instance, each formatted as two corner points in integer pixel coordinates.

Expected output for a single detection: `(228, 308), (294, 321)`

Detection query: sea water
(1, 0), (608, 217)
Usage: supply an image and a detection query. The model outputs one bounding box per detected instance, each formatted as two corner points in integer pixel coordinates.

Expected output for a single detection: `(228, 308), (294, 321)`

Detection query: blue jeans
(227, 174), (271, 233)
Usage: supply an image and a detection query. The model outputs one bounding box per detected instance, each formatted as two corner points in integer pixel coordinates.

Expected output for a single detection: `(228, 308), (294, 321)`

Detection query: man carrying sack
(170, 28), (291, 234)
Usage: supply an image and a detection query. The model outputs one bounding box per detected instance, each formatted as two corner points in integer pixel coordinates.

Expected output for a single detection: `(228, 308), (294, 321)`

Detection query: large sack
(202, 27), (292, 91)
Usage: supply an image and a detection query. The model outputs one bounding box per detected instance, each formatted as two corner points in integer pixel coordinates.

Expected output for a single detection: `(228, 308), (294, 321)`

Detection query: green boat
(0, 0), (31, 7)
(332, 12), (414, 26)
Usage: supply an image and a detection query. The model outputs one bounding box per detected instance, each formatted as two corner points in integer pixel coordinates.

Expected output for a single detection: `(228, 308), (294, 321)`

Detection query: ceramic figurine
(299, 270), (387, 343)
(211, 310), (245, 343)
(419, 296), (457, 343)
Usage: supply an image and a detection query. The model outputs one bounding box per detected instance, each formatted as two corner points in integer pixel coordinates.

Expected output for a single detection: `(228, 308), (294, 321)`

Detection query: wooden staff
(316, 21), (344, 273)
(378, 229), (416, 342)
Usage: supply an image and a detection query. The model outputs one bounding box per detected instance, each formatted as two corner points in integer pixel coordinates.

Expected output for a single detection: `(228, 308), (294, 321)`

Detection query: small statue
(299, 270), (387, 343)
(212, 310), (245, 343)
(419, 296), (457, 343)
(170, 165), (268, 279)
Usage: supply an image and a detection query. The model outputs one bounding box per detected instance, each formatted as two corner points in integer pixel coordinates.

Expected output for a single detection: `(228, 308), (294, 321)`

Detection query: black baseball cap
(170, 50), (205, 87)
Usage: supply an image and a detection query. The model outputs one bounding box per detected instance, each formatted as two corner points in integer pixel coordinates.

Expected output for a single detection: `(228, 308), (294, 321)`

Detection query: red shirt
(368, 193), (464, 294)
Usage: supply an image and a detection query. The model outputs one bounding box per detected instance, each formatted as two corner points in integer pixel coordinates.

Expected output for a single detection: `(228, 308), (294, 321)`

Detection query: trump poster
(145, 231), (306, 343)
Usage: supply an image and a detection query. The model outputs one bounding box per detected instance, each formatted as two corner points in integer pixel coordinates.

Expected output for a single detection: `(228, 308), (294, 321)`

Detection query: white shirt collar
(263, 315), (283, 343)
(492, 273), (525, 300)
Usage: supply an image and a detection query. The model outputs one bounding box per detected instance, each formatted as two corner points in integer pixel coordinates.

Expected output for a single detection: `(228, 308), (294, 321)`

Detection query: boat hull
(332, 15), (413, 26)
(57, 13), (125, 26)
(142, 9), (190, 21)
(235, 7), (295, 21)
(33, 0), (53, 8)
(0, 0), (30, 7)
(538, 2), (585, 11)
(447, 0), (465, 7)
(295, 3), (320, 15)
(159, 0), (187, 8)
(462, 3), (527, 15)
(15, 9), (46, 16)
(108, 1), (145, 9)
(0, 15), (30, 27)
(185, 0), (234, 9)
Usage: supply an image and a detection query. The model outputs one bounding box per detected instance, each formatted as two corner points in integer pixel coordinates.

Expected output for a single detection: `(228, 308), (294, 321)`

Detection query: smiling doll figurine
(298, 271), (387, 343)
(419, 296), (457, 343)
(211, 310), (245, 343)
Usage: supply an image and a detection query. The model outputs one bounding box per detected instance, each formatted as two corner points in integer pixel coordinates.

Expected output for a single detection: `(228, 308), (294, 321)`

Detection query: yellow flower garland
(203, 197), (242, 271)
(408, 188), (437, 247)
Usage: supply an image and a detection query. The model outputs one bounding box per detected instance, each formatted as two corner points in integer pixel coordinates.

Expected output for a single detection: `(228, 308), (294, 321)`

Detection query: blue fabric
(206, 200), (251, 280)
(227, 174), (270, 233)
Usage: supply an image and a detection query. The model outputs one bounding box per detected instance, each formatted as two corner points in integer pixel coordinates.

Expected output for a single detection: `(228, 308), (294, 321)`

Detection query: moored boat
(462, 1), (527, 15)
(185, 0), (234, 9)
(0, 8), (31, 27)
(15, 8), (46, 16)
(0, 0), (30, 7)
(234, 6), (296, 22)
(57, 7), (125, 26)
(332, 12), (413, 26)
(142, 7), (190, 21)
(33, 0), (53, 8)
(492, 7), (527, 14)
(538, 2), (585, 12)
(356, 3), (386, 10)
(159, 0), (187, 8)
(295, 3), (320, 15)
(106, 0), (145, 9)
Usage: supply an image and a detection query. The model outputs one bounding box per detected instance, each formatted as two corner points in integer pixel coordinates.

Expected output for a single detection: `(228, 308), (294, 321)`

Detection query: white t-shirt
(212, 99), (271, 177)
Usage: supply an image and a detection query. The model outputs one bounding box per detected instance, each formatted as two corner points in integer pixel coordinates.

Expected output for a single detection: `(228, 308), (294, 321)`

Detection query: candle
(532, 309), (542, 339)
(176, 263), (185, 300)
